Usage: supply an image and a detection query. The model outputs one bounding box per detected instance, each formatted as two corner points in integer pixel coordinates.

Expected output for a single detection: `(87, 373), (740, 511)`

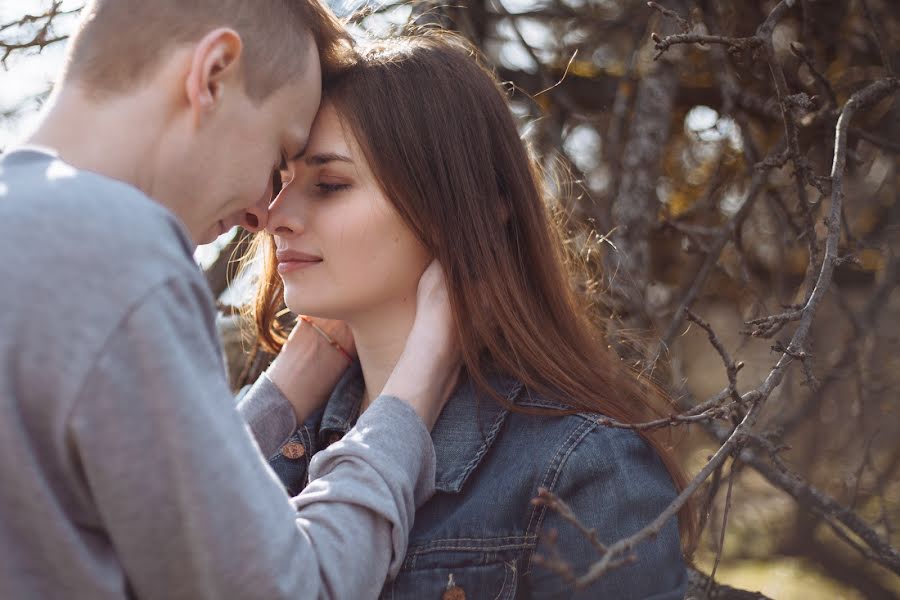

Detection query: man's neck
(27, 84), (164, 200)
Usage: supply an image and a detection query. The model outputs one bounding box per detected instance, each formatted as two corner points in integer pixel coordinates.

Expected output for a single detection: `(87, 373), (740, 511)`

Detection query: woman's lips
(277, 259), (321, 274)
(276, 250), (322, 274)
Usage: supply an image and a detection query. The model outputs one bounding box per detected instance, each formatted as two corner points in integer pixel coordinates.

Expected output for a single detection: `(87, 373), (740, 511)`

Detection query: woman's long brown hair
(250, 31), (696, 552)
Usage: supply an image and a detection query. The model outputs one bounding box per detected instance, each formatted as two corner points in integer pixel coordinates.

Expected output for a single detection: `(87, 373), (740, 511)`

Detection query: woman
(248, 32), (692, 598)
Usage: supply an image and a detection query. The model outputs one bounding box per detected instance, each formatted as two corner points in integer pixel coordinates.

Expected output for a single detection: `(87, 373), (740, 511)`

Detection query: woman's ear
(184, 28), (244, 128)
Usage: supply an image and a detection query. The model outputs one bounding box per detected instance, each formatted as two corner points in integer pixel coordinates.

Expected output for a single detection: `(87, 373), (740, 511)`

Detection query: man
(0, 1), (458, 598)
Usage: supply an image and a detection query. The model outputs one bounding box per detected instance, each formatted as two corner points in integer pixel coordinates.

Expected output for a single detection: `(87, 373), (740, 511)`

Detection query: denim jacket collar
(318, 362), (365, 438)
(319, 361), (524, 493)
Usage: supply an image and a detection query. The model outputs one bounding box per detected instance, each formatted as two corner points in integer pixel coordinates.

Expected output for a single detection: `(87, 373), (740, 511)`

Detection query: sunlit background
(2, 1), (898, 598)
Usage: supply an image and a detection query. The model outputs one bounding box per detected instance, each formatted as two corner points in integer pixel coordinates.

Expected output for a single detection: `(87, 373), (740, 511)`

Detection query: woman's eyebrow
(303, 152), (354, 166)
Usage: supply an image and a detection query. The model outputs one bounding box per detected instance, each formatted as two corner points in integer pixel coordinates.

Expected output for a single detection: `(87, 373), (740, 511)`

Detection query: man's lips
(276, 249), (323, 274)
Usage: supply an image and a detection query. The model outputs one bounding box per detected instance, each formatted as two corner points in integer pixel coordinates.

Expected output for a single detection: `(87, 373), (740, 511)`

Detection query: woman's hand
(381, 260), (461, 429)
(265, 316), (355, 423)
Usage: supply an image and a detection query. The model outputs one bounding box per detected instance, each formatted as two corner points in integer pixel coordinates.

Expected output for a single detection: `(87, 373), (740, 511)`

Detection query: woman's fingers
(379, 260), (462, 429)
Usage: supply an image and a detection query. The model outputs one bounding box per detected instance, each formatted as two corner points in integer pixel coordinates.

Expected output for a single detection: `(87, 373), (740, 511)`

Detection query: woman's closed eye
(315, 182), (351, 194)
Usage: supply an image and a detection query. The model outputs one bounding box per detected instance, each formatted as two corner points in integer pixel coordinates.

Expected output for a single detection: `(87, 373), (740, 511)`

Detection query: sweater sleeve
(67, 274), (435, 599)
(237, 372), (298, 459)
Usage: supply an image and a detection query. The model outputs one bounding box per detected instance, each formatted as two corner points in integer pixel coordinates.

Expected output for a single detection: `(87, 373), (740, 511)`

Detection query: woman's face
(266, 102), (430, 321)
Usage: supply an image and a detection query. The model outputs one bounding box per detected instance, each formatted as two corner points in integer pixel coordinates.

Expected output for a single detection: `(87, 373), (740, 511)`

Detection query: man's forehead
(285, 129), (309, 161)
(267, 82), (320, 154)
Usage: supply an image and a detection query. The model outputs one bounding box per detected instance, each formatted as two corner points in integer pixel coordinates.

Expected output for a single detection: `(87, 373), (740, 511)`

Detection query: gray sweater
(0, 148), (435, 599)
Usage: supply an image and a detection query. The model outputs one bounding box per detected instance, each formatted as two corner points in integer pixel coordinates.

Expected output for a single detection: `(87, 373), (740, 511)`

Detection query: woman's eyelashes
(315, 182), (351, 194)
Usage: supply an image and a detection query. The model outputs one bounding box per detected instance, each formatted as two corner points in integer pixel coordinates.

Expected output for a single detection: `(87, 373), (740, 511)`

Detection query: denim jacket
(266, 362), (688, 599)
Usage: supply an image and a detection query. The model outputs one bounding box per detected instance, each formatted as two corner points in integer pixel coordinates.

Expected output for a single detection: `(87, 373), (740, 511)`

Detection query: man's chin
(196, 221), (225, 245)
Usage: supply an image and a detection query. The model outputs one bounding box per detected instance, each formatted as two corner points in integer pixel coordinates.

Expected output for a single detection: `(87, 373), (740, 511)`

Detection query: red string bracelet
(298, 315), (353, 363)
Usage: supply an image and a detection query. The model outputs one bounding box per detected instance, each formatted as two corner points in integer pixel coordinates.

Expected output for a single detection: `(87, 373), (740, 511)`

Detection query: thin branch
(532, 488), (608, 556)
(789, 42), (838, 108)
(860, 0), (895, 76)
(592, 390), (757, 432)
(706, 458), (738, 595)
(653, 159), (773, 360)
(539, 73), (900, 586)
(685, 308), (744, 402)
(735, 435), (900, 573)
(850, 127), (900, 153)
(651, 32), (762, 60)
(646, 1), (690, 34)
(0, 2), (79, 66)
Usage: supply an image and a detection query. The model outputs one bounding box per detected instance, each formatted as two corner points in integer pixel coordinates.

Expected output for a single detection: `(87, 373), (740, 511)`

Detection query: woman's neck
(347, 298), (418, 413)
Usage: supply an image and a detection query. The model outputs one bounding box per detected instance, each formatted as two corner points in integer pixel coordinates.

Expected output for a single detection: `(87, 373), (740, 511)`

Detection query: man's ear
(184, 28), (243, 127)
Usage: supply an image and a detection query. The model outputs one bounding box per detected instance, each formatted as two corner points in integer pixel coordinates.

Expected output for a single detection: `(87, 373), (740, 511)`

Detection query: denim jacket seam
(400, 545), (529, 572)
(434, 380), (523, 492)
(524, 417), (595, 534)
(407, 535), (536, 555)
(447, 407), (510, 489)
(523, 417), (599, 575)
(492, 561), (515, 600)
(297, 425), (315, 480)
(514, 398), (570, 411)
(318, 417), (353, 436)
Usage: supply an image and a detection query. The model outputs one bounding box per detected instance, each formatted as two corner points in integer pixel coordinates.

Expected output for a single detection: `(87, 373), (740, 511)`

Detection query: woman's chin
(284, 297), (340, 321)
(284, 301), (314, 317)
(284, 290), (312, 315)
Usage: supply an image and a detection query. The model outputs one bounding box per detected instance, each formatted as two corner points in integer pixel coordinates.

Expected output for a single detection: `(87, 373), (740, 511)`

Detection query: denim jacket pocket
(381, 560), (518, 600)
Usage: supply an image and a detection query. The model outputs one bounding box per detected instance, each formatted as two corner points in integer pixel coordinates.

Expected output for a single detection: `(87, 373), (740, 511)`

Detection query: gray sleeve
(67, 275), (436, 600)
(237, 373), (297, 459)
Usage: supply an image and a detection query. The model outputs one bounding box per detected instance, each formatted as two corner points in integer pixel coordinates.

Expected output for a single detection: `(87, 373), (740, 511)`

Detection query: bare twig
(706, 457), (737, 596)
(653, 160), (773, 359)
(0, 1), (79, 65)
(735, 435), (900, 573)
(789, 42), (838, 108)
(850, 127), (900, 153)
(538, 21), (900, 585)
(685, 308), (743, 402)
(646, 1), (690, 34)
(860, 0), (895, 77)
(532, 488), (608, 556)
(651, 32), (762, 60)
(744, 71), (899, 340)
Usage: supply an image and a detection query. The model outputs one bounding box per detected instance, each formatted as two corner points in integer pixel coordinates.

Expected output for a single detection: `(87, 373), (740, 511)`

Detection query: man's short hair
(64, 0), (351, 101)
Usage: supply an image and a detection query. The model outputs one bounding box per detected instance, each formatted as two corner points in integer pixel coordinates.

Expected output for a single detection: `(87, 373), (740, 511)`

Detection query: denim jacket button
(280, 441), (306, 460)
(441, 587), (465, 600)
(442, 575), (465, 600)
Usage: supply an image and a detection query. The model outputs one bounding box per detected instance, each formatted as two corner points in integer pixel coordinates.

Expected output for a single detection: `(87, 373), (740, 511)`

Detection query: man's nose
(240, 203), (268, 232)
(240, 177), (275, 233)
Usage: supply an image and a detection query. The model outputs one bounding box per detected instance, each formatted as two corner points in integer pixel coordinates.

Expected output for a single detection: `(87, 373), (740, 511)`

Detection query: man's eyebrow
(302, 152), (354, 166)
